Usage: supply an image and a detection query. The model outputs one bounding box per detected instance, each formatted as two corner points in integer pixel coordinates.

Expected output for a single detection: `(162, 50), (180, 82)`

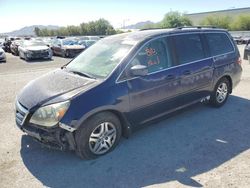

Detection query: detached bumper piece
(20, 124), (75, 151)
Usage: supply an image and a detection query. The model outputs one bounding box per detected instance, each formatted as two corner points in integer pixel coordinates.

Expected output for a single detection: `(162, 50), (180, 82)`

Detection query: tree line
(34, 19), (118, 37)
(200, 14), (250, 31)
(142, 11), (250, 31)
(35, 12), (250, 37)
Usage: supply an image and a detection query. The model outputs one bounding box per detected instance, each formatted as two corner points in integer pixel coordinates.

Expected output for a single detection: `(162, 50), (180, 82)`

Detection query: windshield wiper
(69, 70), (96, 79)
(61, 65), (67, 69)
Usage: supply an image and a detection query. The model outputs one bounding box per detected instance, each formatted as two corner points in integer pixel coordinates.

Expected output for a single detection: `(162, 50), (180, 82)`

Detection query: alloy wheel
(89, 122), (117, 155)
(216, 82), (228, 103)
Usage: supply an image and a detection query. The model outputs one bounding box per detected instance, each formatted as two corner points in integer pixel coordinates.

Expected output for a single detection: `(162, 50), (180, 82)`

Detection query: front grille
(15, 101), (29, 126)
(31, 50), (49, 58)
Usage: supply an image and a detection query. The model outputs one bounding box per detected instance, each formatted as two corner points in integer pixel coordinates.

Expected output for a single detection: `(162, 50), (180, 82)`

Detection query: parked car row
(232, 35), (250, 45)
(1, 36), (100, 62)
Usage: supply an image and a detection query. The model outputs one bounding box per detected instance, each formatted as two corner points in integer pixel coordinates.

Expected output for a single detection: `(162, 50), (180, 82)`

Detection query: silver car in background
(19, 40), (52, 61)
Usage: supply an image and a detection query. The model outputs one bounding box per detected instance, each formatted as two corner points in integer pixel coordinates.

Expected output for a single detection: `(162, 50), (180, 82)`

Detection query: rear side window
(174, 34), (206, 64)
(205, 33), (234, 56)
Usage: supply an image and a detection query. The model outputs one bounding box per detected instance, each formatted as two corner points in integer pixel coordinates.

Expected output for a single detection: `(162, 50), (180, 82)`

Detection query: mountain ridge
(123, 21), (155, 29)
(1, 25), (60, 36)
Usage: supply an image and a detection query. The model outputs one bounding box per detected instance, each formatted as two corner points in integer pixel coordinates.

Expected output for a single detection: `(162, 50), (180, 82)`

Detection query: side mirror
(130, 65), (148, 76)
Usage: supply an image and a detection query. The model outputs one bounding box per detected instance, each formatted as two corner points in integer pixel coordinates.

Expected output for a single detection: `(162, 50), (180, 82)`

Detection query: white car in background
(19, 40), (52, 61)
(0, 48), (6, 62)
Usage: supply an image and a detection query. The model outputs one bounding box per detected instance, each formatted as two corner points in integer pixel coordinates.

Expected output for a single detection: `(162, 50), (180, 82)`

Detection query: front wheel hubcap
(216, 82), (228, 103)
(89, 122), (117, 155)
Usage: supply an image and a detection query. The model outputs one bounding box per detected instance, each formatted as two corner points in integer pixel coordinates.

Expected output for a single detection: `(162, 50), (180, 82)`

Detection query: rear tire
(209, 77), (230, 108)
(75, 112), (122, 159)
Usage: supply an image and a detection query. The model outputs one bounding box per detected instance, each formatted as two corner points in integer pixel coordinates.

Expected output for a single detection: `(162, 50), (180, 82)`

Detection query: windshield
(66, 35), (135, 78)
(63, 40), (78, 45)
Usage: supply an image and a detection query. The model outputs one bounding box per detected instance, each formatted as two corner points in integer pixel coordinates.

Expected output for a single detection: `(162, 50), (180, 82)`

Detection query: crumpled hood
(26, 46), (49, 51)
(17, 69), (97, 110)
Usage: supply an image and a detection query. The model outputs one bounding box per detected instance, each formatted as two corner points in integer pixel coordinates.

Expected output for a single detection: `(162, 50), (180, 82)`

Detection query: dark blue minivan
(15, 27), (242, 159)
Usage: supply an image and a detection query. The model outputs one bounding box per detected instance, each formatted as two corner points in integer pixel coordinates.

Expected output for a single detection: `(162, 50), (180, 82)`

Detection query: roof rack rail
(139, 28), (164, 31)
(139, 26), (218, 31)
(175, 26), (217, 30)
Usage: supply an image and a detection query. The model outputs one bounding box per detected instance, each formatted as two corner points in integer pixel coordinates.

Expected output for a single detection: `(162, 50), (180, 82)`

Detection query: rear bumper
(232, 65), (242, 89)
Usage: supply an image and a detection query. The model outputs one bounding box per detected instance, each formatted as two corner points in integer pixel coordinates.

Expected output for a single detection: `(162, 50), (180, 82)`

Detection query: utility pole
(123, 19), (130, 29)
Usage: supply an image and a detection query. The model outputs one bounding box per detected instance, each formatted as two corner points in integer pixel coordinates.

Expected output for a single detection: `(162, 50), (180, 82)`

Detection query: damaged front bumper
(15, 101), (76, 151)
(17, 123), (76, 151)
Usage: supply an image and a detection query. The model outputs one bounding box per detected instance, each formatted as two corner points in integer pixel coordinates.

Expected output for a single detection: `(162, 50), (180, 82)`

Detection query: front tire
(210, 77), (230, 107)
(75, 112), (122, 159)
(62, 50), (69, 58)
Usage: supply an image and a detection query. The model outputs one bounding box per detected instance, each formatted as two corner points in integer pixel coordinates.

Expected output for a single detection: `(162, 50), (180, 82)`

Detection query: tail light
(237, 57), (242, 65)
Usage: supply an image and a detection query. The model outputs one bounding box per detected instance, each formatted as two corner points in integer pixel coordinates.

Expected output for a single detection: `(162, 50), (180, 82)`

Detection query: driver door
(126, 37), (182, 125)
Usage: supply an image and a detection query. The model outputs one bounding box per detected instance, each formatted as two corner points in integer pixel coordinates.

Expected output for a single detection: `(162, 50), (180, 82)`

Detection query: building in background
(186, 7), (250, 25)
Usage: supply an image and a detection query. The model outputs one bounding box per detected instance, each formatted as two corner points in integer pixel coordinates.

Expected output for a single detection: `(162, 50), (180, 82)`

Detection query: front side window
(205, 33), (234, 56)
(174, 34), (205, 65)
(129, 38), (170, 74)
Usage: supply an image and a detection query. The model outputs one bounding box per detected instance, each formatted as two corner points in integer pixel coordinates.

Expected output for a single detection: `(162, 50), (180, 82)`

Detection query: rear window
(174, 34), (206, 64)
(205, 33), (234, 56)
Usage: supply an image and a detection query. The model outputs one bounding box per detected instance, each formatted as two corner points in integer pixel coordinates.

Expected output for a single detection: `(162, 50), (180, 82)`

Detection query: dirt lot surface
(0, 46), (250, 188)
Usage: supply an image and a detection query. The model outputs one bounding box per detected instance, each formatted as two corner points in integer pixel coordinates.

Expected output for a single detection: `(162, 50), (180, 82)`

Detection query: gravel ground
(0, 46), (250, 188)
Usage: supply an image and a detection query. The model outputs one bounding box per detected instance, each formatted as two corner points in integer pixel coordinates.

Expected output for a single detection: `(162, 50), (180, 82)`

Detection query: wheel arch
(220, 75), (233, 94)
(74, 108), (132, 138)
(214, 74), (232, 94)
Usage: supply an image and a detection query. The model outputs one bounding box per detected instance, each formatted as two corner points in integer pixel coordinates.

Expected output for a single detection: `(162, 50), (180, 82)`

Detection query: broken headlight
(30, 101), (70, 127)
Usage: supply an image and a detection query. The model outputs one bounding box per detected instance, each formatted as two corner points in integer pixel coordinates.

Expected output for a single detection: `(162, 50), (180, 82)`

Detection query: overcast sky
(0, 0), (249, 33)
